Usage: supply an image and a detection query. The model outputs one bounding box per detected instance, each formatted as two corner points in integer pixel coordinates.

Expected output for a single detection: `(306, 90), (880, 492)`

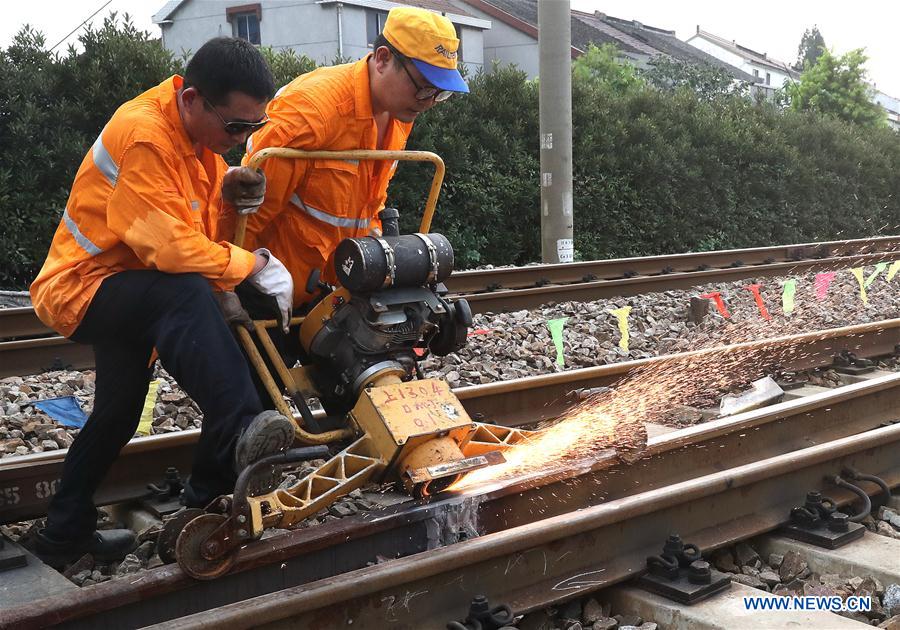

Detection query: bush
(3, 18), (899, 286)
(391, 61), (900, 268)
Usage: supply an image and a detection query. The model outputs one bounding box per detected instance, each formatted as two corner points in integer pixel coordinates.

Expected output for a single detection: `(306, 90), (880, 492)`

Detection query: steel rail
(3, 237), (900, 377)
(446, 235), (900, 294)
(5, 373), (899, 629)
(0, 335), (94, 377)
(2, 317), (899, 523)
(152, 424), (900, 630)
(459, 251), (900, 313)
(0, 306), (48, 337)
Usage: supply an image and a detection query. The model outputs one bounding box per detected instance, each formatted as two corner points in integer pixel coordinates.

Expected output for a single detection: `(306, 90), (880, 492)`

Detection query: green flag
(781, 279), (797, 314)
(547, 317), (568, 366)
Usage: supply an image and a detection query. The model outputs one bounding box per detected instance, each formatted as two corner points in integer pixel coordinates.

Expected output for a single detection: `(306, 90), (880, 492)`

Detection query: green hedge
(2, 17), (899, 287)
(390, 70), (900, 267)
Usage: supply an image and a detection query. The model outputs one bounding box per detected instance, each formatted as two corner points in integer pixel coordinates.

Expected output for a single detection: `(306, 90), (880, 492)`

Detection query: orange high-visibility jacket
(30, 76), (256, 337)
(243, 56), (413, 306)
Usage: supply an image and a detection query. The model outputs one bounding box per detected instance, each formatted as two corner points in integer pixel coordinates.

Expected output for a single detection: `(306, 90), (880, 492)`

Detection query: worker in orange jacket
(243, 7), (468, 312)
(29, 38), (297, 568)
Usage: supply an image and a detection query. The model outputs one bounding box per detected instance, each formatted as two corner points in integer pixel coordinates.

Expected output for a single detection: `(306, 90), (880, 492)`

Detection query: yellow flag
(137, 379), (160, 436)
(850, 268), (868, 305)
(887, 261), (900, 282)
(608, 306), (632, 352)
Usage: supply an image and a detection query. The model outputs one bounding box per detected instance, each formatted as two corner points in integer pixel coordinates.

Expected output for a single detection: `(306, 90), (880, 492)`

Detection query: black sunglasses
(388, 48), (454, 103)
(202, 96), (269, 135)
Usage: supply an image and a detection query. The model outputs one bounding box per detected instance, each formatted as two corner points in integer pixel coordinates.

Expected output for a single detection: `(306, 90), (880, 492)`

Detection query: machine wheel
(175, 513), (236, 580)
(157, 508), (204, 565)
(412, 474), (460, 500)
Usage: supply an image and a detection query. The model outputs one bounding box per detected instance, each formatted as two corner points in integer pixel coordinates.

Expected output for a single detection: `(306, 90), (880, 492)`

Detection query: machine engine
(299, 213), (472, 413)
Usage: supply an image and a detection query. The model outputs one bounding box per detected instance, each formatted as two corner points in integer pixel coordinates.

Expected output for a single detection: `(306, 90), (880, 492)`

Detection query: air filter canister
(334, 233), (454, 292)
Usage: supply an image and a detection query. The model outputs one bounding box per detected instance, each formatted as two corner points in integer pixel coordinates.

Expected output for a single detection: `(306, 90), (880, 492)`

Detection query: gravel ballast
(3, 267), (900, 458)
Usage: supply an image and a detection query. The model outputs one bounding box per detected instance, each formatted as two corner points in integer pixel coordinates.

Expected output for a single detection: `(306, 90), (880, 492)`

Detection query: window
(367, 9), (388, 46)
(233, 13), (260, 44)
(454, 23), (463, 60)
(753, 68), (759, 79)
(765, 72), (771, 85)
(227, 4), (262, 45)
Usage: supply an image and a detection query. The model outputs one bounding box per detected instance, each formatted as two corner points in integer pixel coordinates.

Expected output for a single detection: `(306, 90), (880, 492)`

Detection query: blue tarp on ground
(33, 396), (88, 428)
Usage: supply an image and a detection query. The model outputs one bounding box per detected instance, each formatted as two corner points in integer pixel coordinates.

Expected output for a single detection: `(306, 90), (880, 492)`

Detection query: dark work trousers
(44, 270), (263, 542)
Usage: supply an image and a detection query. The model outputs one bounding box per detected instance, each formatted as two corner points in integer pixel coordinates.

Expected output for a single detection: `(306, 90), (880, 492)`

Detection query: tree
(640, 56), (747, 101)
(571, 43), (643, 93)
(786, 48), (885, 128)
(794, 26), (826, 71)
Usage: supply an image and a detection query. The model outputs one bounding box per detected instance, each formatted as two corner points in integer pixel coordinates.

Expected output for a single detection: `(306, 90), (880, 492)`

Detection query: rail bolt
(468, 595), (489, 615)
(828, 511), (850, 532)
(688, 560), (712, 585)
(663, 534), (684, 556)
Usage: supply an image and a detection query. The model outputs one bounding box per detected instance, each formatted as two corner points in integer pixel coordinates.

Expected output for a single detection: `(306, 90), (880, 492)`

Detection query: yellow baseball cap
(382, 7), (469, 93)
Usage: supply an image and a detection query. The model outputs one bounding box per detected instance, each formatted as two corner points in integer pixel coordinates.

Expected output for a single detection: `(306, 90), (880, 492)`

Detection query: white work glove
(245, 248), (293, 333)
(222, 166), (266, 215)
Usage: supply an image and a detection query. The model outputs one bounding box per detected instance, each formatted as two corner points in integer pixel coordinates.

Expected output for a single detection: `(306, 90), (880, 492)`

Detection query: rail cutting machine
(170, 149), (536, 579)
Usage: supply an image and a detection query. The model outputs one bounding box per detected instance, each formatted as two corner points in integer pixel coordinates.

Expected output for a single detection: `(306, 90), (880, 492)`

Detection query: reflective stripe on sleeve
(91, 129), (119, 186)
(62, 208), (104, 256)
(289, 193), (369, 229)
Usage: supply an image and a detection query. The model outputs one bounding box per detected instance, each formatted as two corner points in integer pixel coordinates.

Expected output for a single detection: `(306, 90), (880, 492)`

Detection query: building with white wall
(152, 0), (488, 71)
(688, 27), (900, 125)
(450, 0), (754, 85)
(686, 27), (800, 99)
(873, 89), (900, 130)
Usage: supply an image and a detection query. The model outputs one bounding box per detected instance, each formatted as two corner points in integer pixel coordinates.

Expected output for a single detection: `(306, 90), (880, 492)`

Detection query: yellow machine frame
(172, 149), (536, 580)
(232, 147), (535, 518)
(233, 148), (446, 445)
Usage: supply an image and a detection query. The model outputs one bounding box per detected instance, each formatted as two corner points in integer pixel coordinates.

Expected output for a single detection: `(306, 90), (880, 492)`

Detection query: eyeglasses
(202, 96), (269, 135)
(393, 52), (454, 103)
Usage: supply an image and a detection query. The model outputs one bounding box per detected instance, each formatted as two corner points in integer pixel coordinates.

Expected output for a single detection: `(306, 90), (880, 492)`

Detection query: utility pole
(538, 0), (574, 264)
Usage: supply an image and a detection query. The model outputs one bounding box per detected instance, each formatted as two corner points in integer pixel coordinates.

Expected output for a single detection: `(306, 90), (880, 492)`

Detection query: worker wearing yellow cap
(242, 7), (467, 321)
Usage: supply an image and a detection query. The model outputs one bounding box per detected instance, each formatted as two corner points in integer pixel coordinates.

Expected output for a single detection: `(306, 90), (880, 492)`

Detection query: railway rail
(2, 235), (900, 377)
(3, 237), (900, 629)
(3, 317), (898, 525)
(153, 422), (900, 630)
(4, 361), (898, 628)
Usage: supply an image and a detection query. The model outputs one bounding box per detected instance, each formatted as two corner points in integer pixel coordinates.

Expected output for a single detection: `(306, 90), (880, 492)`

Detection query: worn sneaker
(35, 528), (136, 569)
(234, 410), (295, 474)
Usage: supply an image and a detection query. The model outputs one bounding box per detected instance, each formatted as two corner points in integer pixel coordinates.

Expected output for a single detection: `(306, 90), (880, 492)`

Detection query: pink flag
(814, 272), (836, 301)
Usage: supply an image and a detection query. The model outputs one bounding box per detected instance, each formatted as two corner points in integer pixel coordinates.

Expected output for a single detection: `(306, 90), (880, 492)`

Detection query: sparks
(451, 286), (871, 493)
